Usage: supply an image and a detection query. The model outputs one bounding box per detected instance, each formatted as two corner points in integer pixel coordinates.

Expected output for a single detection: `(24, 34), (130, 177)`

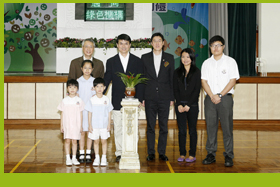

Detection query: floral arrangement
(116, 72), (148, 88)
(53, 37), (152, 49)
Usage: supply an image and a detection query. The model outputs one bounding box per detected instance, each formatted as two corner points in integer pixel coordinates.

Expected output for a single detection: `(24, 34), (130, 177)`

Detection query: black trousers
(145, 99), (170, 155)
(175, 104), (198, 157)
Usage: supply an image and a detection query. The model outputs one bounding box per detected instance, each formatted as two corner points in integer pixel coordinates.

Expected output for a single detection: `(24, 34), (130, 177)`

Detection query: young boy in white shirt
(85, 77), (113, 166)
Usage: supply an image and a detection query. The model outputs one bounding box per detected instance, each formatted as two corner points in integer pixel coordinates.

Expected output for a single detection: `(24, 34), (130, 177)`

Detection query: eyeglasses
(210, 44), (224, 48)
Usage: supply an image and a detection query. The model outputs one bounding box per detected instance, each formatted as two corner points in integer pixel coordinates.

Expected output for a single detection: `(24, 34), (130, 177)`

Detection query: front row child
(58, 79), (84, 166)
(85, 77), (113, 166)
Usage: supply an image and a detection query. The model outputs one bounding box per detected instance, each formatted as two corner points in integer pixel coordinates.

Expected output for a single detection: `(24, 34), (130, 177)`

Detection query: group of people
(58, 33), (239, 168)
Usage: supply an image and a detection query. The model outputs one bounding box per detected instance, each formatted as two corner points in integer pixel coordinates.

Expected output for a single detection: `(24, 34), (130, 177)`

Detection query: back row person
(68, 38), (105, 163)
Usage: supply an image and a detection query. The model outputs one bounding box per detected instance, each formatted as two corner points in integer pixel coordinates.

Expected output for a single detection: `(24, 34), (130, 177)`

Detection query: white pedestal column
(119, 98), (140, 169)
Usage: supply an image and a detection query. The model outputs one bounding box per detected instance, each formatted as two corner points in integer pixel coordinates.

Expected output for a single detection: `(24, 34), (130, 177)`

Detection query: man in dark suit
(104, 34), (144, 162)
(141, 32), (174, 161)
(68, 38), (104, 80)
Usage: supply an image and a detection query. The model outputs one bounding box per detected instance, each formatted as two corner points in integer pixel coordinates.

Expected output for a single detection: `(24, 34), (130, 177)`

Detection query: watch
(217, 93), (222, 98)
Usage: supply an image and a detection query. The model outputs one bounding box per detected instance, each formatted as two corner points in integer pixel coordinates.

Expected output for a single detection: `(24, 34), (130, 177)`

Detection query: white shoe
(66, 159), (72, 166)
(100, 157), (107, 166)
(93, 157), (100, 166)
(72, 158), (80, 165)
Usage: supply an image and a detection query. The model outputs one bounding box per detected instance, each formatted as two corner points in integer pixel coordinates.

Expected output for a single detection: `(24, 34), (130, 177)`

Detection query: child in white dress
(77, 60), (96, 163)
(85, 78), (113, 166)
(58, 79), (84, 166)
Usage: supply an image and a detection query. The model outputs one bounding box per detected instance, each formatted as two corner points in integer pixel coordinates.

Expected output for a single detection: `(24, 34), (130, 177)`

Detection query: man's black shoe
(224, 156), (233, 167)
(159, 155), (169, 161)
(116, 155), (121, 162)
(202, 154), (216, 165)
(146, 154), (155, 161)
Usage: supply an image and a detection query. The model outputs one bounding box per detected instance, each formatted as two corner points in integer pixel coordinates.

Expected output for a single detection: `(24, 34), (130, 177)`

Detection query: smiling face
(67, 85), (78, 97)
(181, 52), (192, 67)
(151, 36), (164, 53)
(82, 41), (94, 58)
(40, 38), (49, 47)
(117, 40), (131, 56)
(81, 62), (93, 78)
(11, 25), (20, 33)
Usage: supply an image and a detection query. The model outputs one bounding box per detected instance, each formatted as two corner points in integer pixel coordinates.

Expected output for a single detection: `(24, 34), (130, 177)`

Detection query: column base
(119, 155), (140, 169)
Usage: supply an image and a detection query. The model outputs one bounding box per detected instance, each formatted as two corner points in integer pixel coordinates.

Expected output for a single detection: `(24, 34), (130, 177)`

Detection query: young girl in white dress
(58, 79), (84, 166)
(77, 60), (96, 163)
(85, 78), (113, 166)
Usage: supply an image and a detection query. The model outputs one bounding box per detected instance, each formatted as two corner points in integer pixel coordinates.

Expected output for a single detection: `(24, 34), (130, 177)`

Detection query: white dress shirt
(201, 54), (240, 95)
(153, 51), (162, 76)
(119, 53), (130, 72)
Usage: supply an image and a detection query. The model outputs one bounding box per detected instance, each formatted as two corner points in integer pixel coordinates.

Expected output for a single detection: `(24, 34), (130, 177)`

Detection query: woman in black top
(173, 48), (201, 162)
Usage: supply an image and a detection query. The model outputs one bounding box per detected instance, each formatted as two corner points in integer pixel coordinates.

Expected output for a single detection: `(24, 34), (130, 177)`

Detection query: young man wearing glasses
(201, 35), (240, 167)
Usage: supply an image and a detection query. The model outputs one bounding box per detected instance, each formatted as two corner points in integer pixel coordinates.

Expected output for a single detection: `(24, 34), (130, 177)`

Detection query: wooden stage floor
(4, 120), (280, 173)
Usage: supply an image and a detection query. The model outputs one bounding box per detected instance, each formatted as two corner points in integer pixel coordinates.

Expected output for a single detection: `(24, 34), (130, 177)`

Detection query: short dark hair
(209, 35), (225, 46)
(81, 60), (94, 68)
(117, 34), (131, 44)
(93, 77), (105, 87)
(67, 79), (79, 89)
(151, 32), (165, 42)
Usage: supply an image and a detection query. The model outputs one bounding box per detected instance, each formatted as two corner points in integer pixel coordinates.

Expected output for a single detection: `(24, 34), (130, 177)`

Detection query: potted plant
(116, 72), (148, 98)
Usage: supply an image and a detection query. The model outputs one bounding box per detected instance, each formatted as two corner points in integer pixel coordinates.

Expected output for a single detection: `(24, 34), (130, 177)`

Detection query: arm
(88, 112), (92, 133)
(80, 111), (83, 133)
(107, 111), (111, 132)
(220, 79), (236, 96)
(141, 56), (146, 107)
(103, 60), (112, 94)
(68, 60), (76, 80)
(60, 112), (64, 133)
(201, 79), (221, 104)
(173, 70), (184, 112)
(187, 70), (202, 107)
(169, 56), (175, 105)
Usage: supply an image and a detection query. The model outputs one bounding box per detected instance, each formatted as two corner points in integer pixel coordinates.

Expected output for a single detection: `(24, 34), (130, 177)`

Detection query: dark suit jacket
(104, 53), (144, 110)
(141, 51), (175, 101)
(68, 56), (104, 80)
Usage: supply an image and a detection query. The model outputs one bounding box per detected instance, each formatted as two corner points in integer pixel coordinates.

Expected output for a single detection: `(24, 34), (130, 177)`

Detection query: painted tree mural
(4, 3), (57, 72)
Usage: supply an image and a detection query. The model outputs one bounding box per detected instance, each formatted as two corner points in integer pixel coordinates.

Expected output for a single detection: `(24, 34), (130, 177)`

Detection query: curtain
(209, 3), (229, 56)
(228, 3), (257, 76)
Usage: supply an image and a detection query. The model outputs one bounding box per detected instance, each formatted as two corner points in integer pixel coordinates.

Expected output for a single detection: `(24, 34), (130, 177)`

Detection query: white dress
(77, 76), (96, 131)
(57, 96), (84, 139)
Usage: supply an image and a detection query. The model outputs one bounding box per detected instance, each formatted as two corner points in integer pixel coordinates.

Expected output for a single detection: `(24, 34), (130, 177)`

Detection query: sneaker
(93, 156), (100, 166)
(202, 154), (216, 165)
(100, 157), (107, 166)
(72, 158), (80, 165)
(66, 159), (72, 166)
(224, 156), (233, 167)
(86, 154), (92, 163)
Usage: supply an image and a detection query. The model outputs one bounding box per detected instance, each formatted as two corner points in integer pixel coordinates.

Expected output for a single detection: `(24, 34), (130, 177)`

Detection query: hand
(88, 125), (93, 133)
(60, 125), (64, 133)
(211, 95), (221, 104)
(170, 101), (174, 106)
(92, 94), (96, 97)
(107, 125), (111, 132)
(183, 105), (190, 112)
(178, 105), (184, 113)
(141, 100), (145, 107)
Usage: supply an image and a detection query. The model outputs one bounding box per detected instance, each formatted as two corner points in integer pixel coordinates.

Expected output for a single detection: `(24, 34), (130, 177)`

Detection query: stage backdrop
(152, 3), (208, 69)
(4, 3), (57, 72)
